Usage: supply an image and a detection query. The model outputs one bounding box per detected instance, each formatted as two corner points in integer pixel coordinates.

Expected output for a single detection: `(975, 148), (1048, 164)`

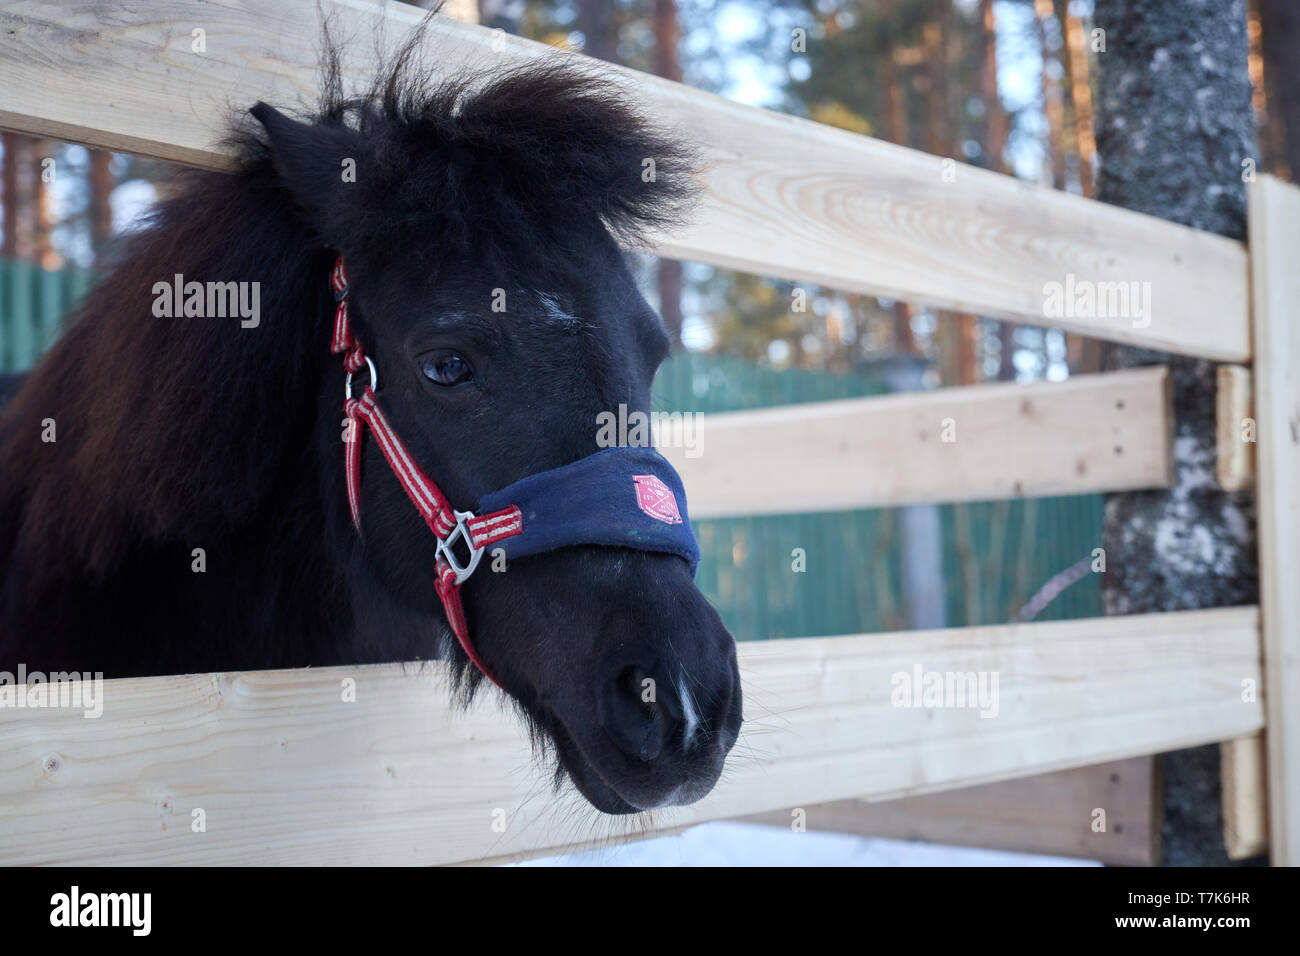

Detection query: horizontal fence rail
(0, 0), (1251, 360)
(743, 756), (1160, 866)
(663, 368), (1172, 517)
(0, 607), (1260, 865)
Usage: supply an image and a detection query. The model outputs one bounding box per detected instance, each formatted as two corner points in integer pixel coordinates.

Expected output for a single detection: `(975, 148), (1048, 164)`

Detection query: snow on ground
(510, 820), (1101, 867)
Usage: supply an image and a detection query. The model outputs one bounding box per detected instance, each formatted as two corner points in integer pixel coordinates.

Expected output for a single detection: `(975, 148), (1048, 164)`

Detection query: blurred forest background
(1, 0), (1295, 639)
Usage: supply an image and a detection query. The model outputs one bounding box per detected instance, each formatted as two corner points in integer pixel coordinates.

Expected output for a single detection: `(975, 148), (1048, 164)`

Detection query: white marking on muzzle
(679, 675), (699, 750)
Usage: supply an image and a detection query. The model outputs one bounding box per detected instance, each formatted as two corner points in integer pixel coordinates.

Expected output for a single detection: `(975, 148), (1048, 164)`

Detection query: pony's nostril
(604, 665), (676, 763)
(617, 666), (653, 710)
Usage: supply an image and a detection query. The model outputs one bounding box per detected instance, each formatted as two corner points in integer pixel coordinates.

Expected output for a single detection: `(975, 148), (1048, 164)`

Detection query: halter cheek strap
(328, 255), (702, 690)
(331, 257), (520, 685)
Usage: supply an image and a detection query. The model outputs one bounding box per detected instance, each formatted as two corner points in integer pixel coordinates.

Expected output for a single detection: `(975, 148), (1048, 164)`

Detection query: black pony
(0, 34), (741, 815)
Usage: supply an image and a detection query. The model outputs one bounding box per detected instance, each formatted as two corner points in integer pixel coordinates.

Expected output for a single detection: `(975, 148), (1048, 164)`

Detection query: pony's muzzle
(593, 612), (741, 808)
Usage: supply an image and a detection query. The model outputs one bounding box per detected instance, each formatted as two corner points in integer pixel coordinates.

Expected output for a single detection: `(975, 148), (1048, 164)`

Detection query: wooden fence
(0, 0), (1294, 866)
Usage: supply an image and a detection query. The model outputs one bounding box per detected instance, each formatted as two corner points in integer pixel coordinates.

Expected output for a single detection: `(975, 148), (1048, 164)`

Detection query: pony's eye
(422, 352), (472, 386)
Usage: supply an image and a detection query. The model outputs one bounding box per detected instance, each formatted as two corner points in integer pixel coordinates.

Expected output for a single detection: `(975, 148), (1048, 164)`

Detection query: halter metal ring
(344, 355), (379, 401)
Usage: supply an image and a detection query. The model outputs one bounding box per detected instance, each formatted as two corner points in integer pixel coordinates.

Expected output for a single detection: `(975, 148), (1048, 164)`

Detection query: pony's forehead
(359, 247), (618, 320)
(348, 236), (657, 350)
(414, 293), (584, 332)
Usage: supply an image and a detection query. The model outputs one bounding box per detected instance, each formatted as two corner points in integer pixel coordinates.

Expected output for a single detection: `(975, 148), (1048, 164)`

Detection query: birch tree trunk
(1092, 0), (1259, 864)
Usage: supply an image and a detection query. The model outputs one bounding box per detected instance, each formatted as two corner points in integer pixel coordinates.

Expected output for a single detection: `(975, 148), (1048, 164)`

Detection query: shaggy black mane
(241, 27), (698, 279)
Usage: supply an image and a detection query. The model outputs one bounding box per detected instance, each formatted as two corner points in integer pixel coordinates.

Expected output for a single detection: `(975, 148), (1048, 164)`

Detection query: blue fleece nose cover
(476, 446), (700, 575)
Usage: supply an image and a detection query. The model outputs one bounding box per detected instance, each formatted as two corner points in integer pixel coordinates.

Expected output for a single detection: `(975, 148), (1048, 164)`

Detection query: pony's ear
(249, 101), (355, 242)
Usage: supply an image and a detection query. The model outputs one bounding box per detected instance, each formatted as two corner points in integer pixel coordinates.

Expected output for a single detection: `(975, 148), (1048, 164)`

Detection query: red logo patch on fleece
(632, 474), (683, 525)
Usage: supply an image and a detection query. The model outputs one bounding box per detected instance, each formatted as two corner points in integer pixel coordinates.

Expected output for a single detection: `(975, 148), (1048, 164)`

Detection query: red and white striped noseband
(330, 255), (521, 687)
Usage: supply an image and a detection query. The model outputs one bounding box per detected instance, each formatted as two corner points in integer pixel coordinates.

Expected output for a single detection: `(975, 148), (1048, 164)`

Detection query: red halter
(330, 256), (521, 687)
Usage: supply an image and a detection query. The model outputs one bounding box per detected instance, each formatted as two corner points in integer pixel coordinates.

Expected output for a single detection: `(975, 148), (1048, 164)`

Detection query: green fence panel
(654, 352), (1104, 641)
(0, 258), (90, 374)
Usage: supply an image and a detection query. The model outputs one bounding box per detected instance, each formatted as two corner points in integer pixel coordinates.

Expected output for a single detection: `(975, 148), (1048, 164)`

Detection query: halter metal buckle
(436, 509), (486, 586)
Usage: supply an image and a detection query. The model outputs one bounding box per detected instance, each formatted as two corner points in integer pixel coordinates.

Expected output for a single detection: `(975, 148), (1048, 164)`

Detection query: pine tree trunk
(1258, 0), (1300, 179)
(976, 0), (1018, 380)
(577, 0), (616, 63)
(89, 149), (113, 265)
(1093, 0), (1259, 865)
(653, 0), (684, 349)
(1062, 5), (1096, 196)
(879, 2), (915, 355)
(1, 133), (19, 260)
(1036, 0), (1067, 189)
